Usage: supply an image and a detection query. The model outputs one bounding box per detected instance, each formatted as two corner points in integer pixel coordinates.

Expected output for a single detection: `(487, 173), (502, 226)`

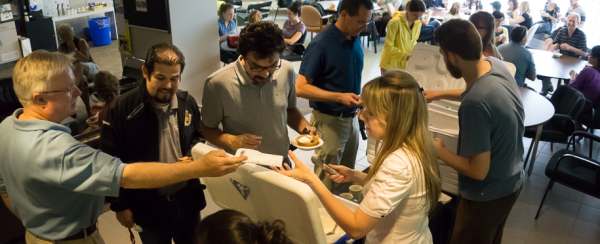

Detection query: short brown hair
(144, 42), (186, 76)
(434, 19), (482, 61)
(93, 71), (120, 102)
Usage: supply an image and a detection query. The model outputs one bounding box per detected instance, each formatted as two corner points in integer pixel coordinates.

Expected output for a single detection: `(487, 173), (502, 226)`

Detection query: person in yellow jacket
(379, 0), (427, 74)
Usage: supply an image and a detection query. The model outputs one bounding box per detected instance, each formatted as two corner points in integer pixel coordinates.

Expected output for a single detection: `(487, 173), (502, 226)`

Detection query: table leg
(528, 125), (543, 176)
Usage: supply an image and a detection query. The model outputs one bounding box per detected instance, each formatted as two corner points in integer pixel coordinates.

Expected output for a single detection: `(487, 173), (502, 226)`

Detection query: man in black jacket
(100, 43), (206, 244)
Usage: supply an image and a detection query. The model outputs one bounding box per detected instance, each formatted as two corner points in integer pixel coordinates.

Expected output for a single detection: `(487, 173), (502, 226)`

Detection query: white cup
(340, 193), (354, 200)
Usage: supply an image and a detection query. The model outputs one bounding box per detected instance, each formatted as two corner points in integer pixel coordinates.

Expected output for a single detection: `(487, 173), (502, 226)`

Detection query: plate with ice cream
(291, 134), (324, 151)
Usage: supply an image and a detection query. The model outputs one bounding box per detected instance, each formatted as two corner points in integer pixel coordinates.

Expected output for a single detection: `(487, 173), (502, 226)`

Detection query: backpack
(310, 2), (324, 16)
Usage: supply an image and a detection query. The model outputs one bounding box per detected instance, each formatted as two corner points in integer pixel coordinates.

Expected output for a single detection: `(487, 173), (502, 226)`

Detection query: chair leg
(548, 181), (555, 190)
(535, 180), (554, 219)
(523, 138), (535, 169)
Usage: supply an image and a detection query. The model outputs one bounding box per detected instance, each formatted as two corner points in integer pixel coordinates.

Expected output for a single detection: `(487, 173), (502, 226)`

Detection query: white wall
(169, 0), (220, 103)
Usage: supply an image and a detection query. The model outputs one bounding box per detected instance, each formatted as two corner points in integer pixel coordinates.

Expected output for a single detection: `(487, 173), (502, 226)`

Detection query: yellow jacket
(379, 11), (421, 70)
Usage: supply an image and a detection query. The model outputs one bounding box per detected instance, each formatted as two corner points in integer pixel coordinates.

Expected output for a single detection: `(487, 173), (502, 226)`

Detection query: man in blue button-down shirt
(0, 51), (246, 244)
(296, 0), (372, 192)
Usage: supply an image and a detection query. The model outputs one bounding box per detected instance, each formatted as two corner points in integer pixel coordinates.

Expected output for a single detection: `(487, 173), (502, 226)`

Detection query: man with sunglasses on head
(296, 0), (372, 192)
(202, 21), (316, 160)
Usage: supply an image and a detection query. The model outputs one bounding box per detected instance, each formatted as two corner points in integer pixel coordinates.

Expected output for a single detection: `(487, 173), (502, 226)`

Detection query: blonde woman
(508, 1), (532, 29)
(273, 70), (442, 243)
(248, 10), (262, 25)
(443, 2), (462, 23)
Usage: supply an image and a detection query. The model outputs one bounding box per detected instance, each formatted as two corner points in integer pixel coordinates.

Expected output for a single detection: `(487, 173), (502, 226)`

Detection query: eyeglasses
(39, 85), (77, 96)
(245, 58), (282, 72)
(350, 15), (370, 27)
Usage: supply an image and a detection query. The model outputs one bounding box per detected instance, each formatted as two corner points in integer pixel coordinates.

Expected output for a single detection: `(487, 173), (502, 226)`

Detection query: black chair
(237, 0), (273, 25)
(535, 131), (600, 219)
(359, 12), (378, 53)
(576, 96), (600, 154)
(119, 56), (145, 94)
(0, 77), (22, 123)
(281, 30), (307, 62)
(523, 85), (586, 169)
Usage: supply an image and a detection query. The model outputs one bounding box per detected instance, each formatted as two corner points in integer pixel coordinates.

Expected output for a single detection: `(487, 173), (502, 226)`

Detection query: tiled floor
(5, 6), (595, 244)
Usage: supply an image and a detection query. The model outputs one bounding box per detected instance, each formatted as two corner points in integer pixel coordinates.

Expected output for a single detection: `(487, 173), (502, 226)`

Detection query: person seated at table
(470, 12), (502, 59)
(461, 0), (482, 15)
(541, 13), (587, 59)
(57, 23), (98, 81)
(273, 70), (442, 244)
(570, 46), (600, 134)
(534, 0), (560, 35)
(248, 10), (262, 25)
(493, 11), (508, 47)
(498, 26), (537, 87)
(424, 0), (445, 8)
(443, 2), (462, 23)
(84, 71), (120, 132)
(374, 0), (398, 37)
(538, 13), (587, 96)
(490, 1), (509, 25)
(202, 21), (316, 159)
(507, 1), (532, 29)
(506, 0), (520, 19)
(196, 209), (293, 244)
(283, 1), (305, 45)
(218, 3), (236, 42)
(380, 0), (427, 73)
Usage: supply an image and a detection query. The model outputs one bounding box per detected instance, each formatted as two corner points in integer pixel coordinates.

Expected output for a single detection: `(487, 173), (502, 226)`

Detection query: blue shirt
(299, 24), (364, 113)
(0, 109), (125, 240)
(457, 57), (525, 201)
(498, 42), (536, 86)
(218, 17), (236, 37)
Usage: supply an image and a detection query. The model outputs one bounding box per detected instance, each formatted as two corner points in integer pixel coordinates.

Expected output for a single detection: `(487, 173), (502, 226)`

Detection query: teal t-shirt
(457, 57), (525, 201)
(0, 109), (125, 240)
(498, 42), (536, 87)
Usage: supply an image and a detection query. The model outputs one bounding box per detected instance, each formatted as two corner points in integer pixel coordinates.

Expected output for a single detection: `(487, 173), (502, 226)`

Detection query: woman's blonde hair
(13, 50), (74, 106)
(449, 2), (460, 15)
(520, 1), (530, 14)
(361, 70), (441, 214)
(248, 10), (262, 24)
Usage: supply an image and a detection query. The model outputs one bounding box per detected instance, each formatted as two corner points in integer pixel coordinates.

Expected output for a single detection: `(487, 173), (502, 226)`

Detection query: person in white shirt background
(272, 70), (442, 244)
(443, 2), (462, 23)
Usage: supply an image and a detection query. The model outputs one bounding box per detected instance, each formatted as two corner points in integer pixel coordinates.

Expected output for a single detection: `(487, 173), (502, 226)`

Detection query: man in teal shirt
(0, 51), (246, 243)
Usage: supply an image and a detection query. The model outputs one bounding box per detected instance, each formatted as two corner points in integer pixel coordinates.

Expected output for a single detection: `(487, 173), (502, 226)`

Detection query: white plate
(291, 137), (324, 151)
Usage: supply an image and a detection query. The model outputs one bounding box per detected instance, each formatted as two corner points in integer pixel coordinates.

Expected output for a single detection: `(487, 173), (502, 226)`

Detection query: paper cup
(340, 193), (354, 200)
(349, 185), (363, 203)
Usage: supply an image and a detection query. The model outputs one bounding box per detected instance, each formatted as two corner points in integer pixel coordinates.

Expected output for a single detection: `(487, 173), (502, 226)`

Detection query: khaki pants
(450, 184), (523, 244)
(310, 110), (360, 192)
(26, 230), (105, 244)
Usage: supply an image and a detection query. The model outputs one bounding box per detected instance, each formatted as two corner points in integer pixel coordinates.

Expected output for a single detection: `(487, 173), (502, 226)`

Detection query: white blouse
(359, 148), (433, 244)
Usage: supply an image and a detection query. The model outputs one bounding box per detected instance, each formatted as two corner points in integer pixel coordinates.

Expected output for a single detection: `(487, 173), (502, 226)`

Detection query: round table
(529, 49), (588, 80)
(519, 86), (555, 176)
(220, 41), (237, 52)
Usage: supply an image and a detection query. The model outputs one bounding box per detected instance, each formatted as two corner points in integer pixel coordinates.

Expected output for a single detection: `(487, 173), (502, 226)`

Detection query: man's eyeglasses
(350, 15), (370, 27)
(245, 58), (282, 72)
(39, 85), (77, 96)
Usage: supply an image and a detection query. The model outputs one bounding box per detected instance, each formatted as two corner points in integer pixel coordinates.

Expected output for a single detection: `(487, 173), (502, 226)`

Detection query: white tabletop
(52, 7), (114, 22)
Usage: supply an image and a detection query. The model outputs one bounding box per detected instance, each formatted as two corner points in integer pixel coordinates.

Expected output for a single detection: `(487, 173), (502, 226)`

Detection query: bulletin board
(123, 0), (170, 32)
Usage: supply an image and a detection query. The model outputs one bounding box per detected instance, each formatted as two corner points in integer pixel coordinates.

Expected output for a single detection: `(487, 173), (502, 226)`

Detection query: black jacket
(100, 82), (205, 226)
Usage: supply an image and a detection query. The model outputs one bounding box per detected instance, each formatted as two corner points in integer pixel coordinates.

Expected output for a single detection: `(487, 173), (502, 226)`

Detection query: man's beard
(446, 62), (462, 79)
(155, 89), (173, 104)
(253, 74), (273, 86)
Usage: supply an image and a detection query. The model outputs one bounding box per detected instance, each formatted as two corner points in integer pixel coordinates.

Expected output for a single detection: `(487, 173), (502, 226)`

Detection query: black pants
(137, 193), (201, 244)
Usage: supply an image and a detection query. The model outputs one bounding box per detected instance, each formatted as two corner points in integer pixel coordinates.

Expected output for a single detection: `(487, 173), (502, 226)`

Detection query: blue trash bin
(88, 17), (111, 46)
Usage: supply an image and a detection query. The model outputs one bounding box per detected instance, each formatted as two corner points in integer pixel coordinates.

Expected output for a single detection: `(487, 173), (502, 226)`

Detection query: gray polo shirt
(498, 42), (536, 86)
(457, 57), (525, 201)
(0, 109), (125, 240)
(152, 95), (187, 195)
(202, 57), (297, 157)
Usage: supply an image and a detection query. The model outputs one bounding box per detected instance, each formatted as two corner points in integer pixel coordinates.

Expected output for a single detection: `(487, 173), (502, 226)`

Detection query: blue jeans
(535, 22), (552, 34)
(137, 195), (201, 244)
(419, 21), (440, 42)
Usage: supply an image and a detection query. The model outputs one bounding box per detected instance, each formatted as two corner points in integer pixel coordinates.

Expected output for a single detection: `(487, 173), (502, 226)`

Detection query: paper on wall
(135, 0), (147, 12)
(30, 0), (44, 5)
(116, 13), (126, 36)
